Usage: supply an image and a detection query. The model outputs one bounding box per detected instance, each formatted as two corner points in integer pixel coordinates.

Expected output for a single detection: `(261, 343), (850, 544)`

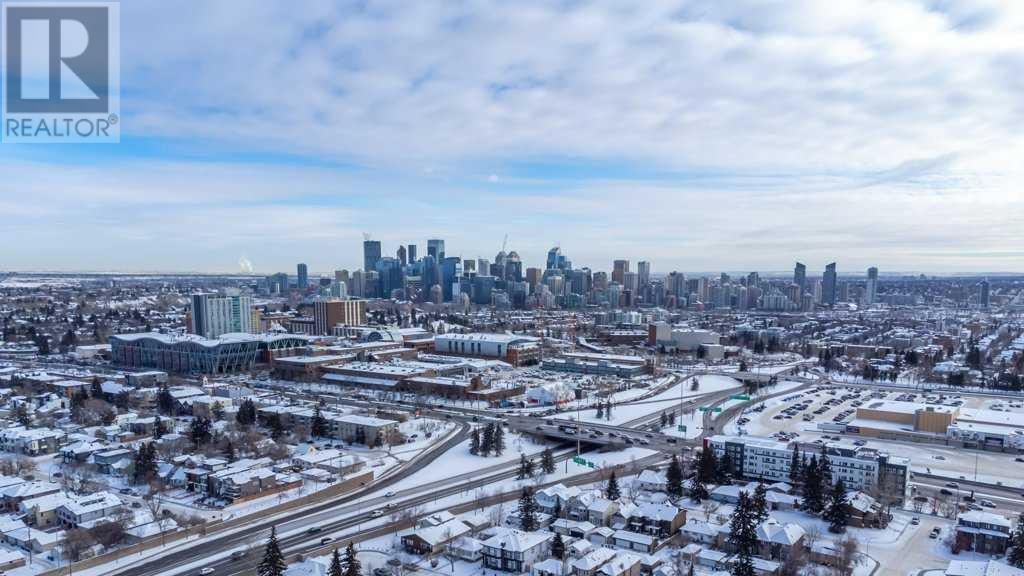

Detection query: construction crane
(501, 233), (508, 253)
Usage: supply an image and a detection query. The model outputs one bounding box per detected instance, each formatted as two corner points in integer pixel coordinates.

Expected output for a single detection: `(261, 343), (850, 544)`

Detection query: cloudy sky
(3, 0), (1024, 275)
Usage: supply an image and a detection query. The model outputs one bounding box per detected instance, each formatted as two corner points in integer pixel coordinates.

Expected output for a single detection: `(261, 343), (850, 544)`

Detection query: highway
(106, 421), (468, 576)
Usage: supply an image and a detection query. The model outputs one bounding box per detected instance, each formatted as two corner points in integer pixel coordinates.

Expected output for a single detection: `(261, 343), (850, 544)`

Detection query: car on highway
(384, 491), (396, 498)
(940, 488), (953, 496)
(230, 550), (246, 561)
(307, 526), (322, 534)
(372, 510), (384, 518)
(980, 500), (996, 508)
(910, 517), (920, 525)
(945, 482), (959, 488)
(200, 569), (215, 575)
(320, 536), (334, 544)
(929, 527), (941, 539)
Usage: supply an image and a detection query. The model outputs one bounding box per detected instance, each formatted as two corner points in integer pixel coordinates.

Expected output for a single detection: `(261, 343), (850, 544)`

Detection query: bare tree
(832, 536), (860, 576)
(701, 499), (720, 521)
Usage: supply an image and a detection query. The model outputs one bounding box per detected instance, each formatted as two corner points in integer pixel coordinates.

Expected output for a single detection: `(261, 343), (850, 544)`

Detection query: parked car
(929, 528), (941, 539)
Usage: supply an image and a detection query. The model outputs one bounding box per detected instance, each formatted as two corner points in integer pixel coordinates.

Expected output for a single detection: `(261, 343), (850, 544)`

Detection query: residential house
(0, 481), (61, 512)
(956, 511), (1012, 555)
(482, 528), (555, 573)
(56, 491), (123, 528)
(612, 530), (659, 554)
(636, 470), (667, 493)
(402, 519), (472, 555)
(571, 547), (617, 576)
(626, 503), (685, 538)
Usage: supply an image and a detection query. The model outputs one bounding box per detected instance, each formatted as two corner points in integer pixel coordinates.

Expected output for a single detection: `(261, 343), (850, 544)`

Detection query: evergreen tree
(818, 446), (833, 485)
(481, 423), (495, 456)
(518, 487), (538, 531)
(469, 428), (481, 455)
(541, 447), (556, 474)
(698, 447), (717, 485)
(551, 532), (565, 560)
(493, 423), (505, 456)
(157, 383), (174, 416)
(825, 479), (849, 533)
(342, 541), (361, 576)
(257, 526), (287, 576)
(605, 471), (621, 500)
(268, 413), (285, 440)
(752, 482), (769, 523)
(153, 415), (163, 439)
(669, 411), (676, 426)
(189, 417), (212, 449)
(1009, 514), (1024, 568)
(788, 445), (802, 484)
(518, 453), (531, 479)
(236, 399), (257, 427)
(661, 411), (669, 427)
(666, 455), (684, 499)
(728, 493), (758, 576)
(328, 549), (344, 576)
(14, 404), (31, 427)
(596, 403), (604, 419)
(224, 440), (236, 462)
(802, 455), (824, 513)
(526, 457), (536, 478)
(552, 498), (562, 520)
(311, 402), (329, 438)
(605, 401), (613, 421)
(90, 377), (103, 399)
(715, 451), (733, 484)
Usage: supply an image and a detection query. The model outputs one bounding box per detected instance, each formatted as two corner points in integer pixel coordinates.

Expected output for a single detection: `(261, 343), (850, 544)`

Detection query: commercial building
(190, 293), (253, 338)
(110, 332), (309, 374)
(313, 299), (367, 335)
(434, 333), (541, 366)
(648, 323), (720, 352)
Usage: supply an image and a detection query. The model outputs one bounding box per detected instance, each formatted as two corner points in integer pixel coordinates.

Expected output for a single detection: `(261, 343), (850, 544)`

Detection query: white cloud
(4, 0), (1024, 272)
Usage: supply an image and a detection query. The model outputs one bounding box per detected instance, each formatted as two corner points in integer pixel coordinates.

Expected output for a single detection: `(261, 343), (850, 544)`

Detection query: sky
(2, 0), (1024, 275)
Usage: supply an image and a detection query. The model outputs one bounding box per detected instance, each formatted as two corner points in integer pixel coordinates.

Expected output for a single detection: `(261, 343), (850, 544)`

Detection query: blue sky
(2, 0), (1023, 274)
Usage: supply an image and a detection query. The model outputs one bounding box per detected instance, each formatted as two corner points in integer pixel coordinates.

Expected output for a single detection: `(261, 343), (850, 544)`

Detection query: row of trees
(258, 527), (361, 576)
(517, 448), (556, 479)
(469, 423), (506, 457)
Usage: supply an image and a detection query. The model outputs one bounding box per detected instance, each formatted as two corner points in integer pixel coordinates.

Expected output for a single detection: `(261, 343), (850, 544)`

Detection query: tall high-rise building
(612, 260), (630, 285)
(191, 293), (253, 338)
(427, 239), (445, 261)
(794, 262), (806, 295)
(525, 267), (543, 293)
(822, 263), (837, 305)
(979, 279), (991, 308)
(546, 246), (569, 270)
(441, 257), (462, 301)
(397, 245), (407, 267)
(407, 244), (417, 263)
(314, 299), (367, 334)
(865, 267), (879, 305)
(637, 261), (651, 289)
(376, 257), (405, 299)
(363, 240), (382, 272)
(296, 263), (309, 291)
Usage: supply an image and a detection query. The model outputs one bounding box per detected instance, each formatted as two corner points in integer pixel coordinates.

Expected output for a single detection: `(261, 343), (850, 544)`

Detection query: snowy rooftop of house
(945, 561), (1024, 576)
(481, 527), (553, 551)
(436, 333), (538, 344)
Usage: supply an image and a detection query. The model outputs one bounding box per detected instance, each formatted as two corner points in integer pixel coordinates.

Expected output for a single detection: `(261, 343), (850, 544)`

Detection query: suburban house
(482, 528), (555, 572)
(955, 511), (1012, 555)
(56, 492), (124, 528)
(402, 519), (472, 555)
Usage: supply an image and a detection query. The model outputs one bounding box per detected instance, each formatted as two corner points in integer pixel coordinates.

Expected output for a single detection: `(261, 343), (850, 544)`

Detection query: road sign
(699, 406), (723, 413)
(730, 394), (751, 401)
(573, 456), (596, 468)
(677, 425), (687, 432)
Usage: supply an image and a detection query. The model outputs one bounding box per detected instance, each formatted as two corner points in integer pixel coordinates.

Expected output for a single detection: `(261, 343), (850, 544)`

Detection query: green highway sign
(699, 406), (723, 413)
(730, 394), (751, 401)
(573, 456), (596, 468)
(677, 425), (687, 432)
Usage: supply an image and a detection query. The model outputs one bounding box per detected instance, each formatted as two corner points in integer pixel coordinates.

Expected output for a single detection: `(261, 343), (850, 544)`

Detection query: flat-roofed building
(313, 299), (367, 335)
(435, 333), (540, 366)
